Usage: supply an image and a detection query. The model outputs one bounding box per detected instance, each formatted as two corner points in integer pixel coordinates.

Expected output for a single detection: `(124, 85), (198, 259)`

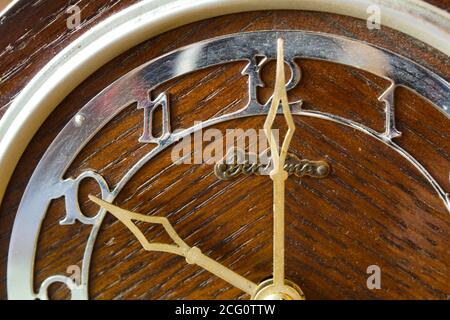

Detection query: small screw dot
(317, 165), (329, 177)
(74, 114), (85, 127)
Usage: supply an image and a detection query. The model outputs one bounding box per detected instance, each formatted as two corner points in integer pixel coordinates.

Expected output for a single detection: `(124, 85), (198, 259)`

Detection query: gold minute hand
(263, 38), (295, 289)
(89, 195), (257, 296)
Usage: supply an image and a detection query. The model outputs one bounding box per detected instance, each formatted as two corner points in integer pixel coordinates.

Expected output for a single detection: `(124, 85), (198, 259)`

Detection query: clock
(0, 0), (449, 300)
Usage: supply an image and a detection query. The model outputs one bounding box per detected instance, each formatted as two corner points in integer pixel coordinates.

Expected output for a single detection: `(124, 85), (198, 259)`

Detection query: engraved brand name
(214, 150), (330, 180)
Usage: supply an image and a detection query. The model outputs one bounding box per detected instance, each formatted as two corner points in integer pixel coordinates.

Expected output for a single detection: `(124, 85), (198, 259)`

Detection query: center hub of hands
(252, 279), (305, 300)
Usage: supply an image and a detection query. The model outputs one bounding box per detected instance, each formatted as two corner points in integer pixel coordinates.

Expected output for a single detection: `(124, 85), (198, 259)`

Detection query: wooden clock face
(0, 4), (449, 300)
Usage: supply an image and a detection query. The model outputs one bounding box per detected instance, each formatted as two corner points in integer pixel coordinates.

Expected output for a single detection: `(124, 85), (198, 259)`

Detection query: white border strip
(0, 0), (18, 17)
(0, 0), (449, 204)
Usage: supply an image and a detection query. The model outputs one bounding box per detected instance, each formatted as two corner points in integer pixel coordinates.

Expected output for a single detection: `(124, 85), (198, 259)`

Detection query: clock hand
(89, 195), (257, 296)
(263, 38), (295, 289)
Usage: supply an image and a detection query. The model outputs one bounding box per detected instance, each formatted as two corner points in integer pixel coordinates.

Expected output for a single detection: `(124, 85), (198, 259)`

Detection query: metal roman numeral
(139, 92), (171, 144)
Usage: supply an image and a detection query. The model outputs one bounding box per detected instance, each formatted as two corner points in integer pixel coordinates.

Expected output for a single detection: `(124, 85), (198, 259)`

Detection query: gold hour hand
(264, 38), (296, 290)
(89, 195), (257, 296)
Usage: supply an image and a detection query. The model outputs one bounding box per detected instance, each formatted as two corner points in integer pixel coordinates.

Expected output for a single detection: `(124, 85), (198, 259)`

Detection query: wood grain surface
(0, 1), (449, 300)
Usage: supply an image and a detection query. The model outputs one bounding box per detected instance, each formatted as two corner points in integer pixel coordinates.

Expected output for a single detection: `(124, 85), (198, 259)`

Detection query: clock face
(1, 5), (449, 301)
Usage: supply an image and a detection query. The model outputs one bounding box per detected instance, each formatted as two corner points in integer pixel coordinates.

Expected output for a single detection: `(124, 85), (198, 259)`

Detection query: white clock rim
(0, 0), (448, 204)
